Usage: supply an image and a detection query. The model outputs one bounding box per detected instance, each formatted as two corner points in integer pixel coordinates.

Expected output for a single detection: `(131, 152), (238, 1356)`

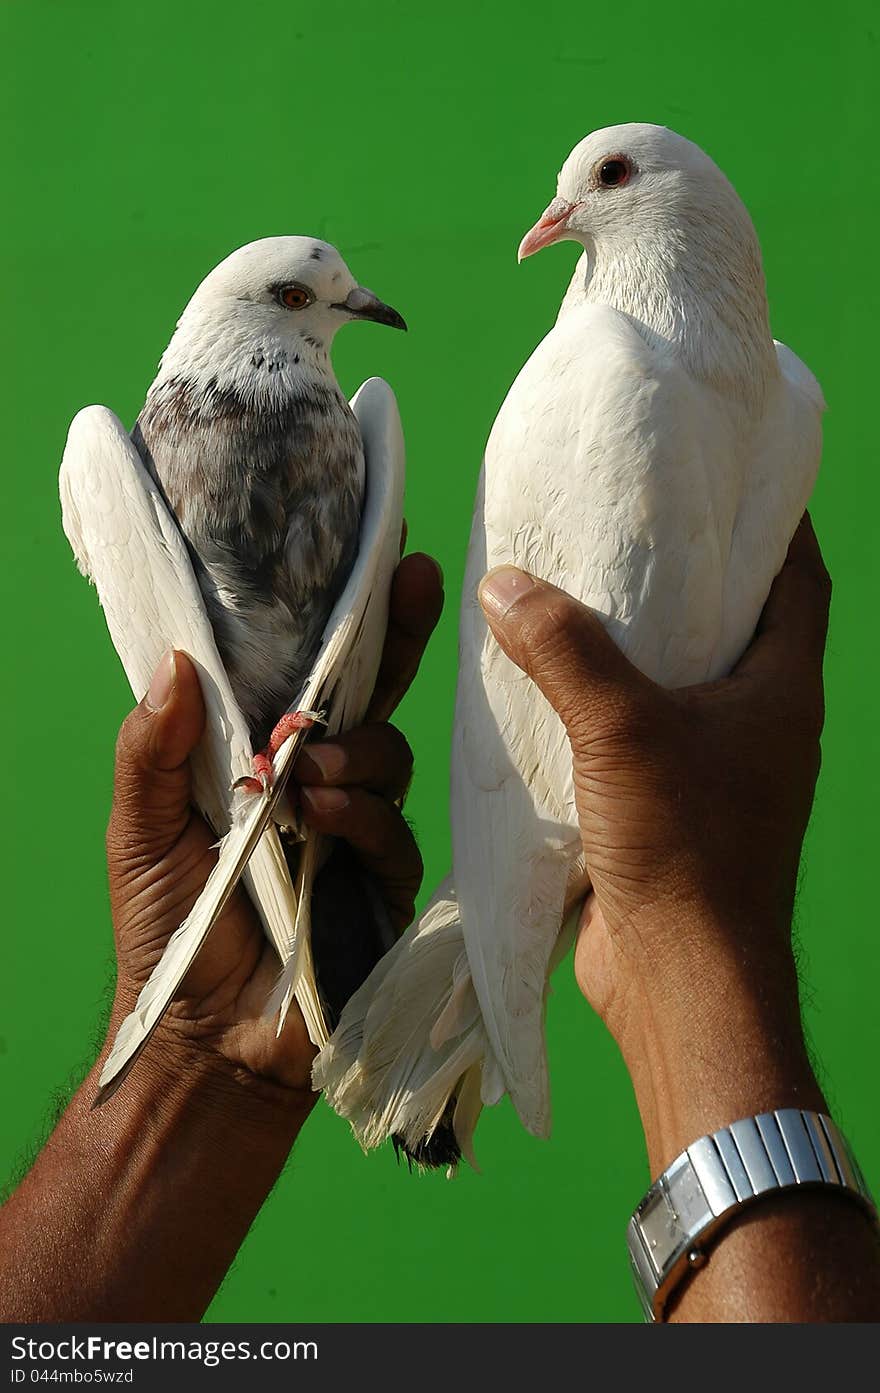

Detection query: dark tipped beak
(332, 286), (407, 331)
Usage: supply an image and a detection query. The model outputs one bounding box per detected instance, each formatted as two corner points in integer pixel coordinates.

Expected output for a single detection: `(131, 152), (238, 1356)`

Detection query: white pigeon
(314, 123), (824, 1167)
(59, 238), (406, 1100)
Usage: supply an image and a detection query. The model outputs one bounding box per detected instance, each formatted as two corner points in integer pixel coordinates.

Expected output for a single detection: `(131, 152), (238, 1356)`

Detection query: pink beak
(517, 197), (579, 262)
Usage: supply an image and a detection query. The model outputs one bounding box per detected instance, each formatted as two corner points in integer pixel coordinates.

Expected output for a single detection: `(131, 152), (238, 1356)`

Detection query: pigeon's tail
(312, 877), (501, 1171)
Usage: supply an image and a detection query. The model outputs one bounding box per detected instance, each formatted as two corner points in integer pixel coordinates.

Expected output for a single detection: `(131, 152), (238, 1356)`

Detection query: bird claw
(267, 708), (327, 757)
(232, 751), (274, 797)
(232, 710), (327, 798)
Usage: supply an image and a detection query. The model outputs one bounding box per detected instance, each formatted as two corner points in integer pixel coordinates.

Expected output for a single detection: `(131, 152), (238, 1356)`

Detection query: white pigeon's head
(176, 235), (406, 351)
(518, 123), (776, 405)
(518, 123), (752, 264)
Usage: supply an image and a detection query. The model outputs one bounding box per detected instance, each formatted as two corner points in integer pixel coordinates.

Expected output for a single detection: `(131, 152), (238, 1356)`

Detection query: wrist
(101, 993), (316, 1136)
(28, 997), (313, 1321)
(607, 922), (824, 1175)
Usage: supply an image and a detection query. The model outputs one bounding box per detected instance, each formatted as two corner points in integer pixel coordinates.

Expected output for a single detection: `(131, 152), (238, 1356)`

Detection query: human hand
(478, 517), (830, 1167)
(104, 551), (444, 1104)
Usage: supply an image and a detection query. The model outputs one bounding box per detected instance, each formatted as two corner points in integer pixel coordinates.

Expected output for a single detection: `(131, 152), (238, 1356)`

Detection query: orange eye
(278, 284), (312, 310)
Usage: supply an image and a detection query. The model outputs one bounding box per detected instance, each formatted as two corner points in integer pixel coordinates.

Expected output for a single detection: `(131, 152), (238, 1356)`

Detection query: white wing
(61, 378), (404, 1097)
(715, 340), (824, 667)
(59, 405), (299, 969)
(274, 377), (407, 1045)
(451, 303), (820, 1133)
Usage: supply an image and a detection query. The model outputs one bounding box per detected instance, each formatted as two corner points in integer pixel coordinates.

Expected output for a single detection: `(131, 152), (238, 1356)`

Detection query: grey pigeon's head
(160, 237), (405, 392)
(192, 236), (404, 335)
(518, 123), (755, 265)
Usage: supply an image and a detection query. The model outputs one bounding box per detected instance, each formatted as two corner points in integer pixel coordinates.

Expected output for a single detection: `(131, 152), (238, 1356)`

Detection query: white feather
(59, 405), (298, 970)
(314, 878), (491, 1161)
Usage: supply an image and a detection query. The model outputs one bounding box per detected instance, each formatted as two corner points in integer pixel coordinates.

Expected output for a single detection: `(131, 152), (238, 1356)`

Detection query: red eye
(596, 156), (632, 188)
(279, 284), (312, 309)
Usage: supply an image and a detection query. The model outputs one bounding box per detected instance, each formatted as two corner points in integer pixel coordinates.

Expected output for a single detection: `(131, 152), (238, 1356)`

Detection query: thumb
(478, 567), (648, 743)
(108, 650), (206, 863)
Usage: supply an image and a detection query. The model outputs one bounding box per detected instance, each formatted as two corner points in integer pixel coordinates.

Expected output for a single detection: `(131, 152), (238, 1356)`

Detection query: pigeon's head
(181, 236), (406, 349)
(518, 123), (749, 263)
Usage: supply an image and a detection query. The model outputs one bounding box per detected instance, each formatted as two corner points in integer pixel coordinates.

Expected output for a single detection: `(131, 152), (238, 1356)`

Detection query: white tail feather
(312, 879), (495, 1160)
(314, 879), (581, 1161)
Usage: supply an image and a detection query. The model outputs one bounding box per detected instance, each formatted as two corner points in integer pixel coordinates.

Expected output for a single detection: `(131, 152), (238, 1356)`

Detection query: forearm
(622, 931), (826, 1173)
(618, 926), (880, 1322)
(0, 1010), (310, 1322)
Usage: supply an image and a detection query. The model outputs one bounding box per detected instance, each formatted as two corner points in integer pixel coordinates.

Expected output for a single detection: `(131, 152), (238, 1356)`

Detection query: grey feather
(132, 373), (363, 748)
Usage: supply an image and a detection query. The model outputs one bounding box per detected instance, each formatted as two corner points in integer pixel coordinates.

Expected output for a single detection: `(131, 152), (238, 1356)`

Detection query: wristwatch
(627, 1109), (877, 1321)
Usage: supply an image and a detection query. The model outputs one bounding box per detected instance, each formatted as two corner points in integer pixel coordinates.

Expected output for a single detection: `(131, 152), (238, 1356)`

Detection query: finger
(293, 723), (414, 801)
(478, 566), (650, 742)
(108, 651), (206, 862)
(300, 786), (423, 929)
(735, 514), (832, 682)
(367, 551), (444, 722)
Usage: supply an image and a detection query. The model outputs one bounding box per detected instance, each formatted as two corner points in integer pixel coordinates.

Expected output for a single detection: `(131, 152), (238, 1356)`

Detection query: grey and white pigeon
(60, 237), (407, 1098)
(314, 124), (824, 1168)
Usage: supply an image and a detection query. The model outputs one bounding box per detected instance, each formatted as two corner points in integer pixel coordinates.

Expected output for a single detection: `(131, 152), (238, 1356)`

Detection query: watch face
(636, 1154), (713, 1270)
(636, 1188), (679, 1272)
(665, 1155), (714, 1234)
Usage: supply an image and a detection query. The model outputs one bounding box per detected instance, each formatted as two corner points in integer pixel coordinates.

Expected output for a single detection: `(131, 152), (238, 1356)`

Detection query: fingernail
(299, 743), (347, 781)
(479, 567), (536, 619)
(145, 650), (176, 711)
(427, 556), (444, 589)
(302, 786), (350, 813)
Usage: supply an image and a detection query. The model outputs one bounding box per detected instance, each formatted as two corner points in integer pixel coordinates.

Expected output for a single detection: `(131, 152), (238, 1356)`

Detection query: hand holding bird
(104, 553), (442, 1099)
(478, 515), (830, 1044)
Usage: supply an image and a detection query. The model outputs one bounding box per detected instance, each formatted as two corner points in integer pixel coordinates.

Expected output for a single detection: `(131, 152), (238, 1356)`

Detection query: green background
(1, 0), (877, 1324)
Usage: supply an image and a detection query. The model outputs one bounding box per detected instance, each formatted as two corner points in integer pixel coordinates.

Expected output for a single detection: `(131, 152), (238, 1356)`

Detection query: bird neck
(569, 219), (778, 413)
(152, 303), (338, 409)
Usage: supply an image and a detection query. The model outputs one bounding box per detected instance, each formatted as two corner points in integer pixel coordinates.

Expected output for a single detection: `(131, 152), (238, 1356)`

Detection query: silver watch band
(627, 1109), (876, 1321)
